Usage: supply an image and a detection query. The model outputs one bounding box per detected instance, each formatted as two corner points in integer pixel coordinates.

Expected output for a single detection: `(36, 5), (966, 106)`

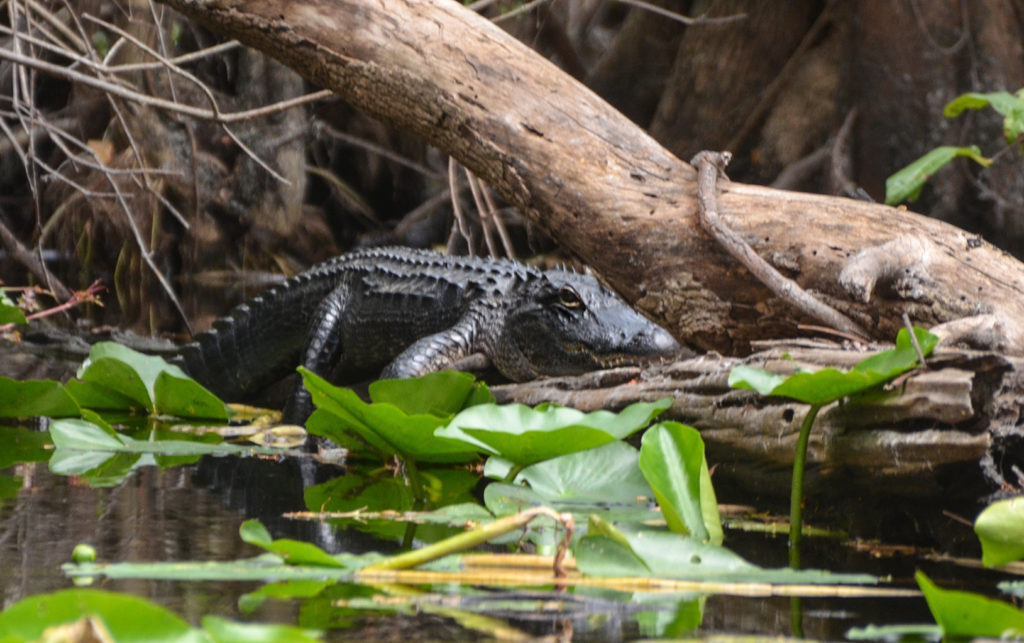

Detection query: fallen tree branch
(692, 150), (868, 339)
(151, 0), (1024, 357)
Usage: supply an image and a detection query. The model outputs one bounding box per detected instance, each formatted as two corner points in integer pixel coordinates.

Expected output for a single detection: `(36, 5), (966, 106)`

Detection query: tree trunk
(158, 0), (1024, 358)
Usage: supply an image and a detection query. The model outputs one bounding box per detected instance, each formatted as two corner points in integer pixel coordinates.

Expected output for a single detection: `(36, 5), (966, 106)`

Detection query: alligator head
(491, 269), (681, 381)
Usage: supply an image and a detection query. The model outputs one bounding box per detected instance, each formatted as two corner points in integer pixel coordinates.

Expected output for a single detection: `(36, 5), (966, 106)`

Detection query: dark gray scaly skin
(175, 247), (680, 423)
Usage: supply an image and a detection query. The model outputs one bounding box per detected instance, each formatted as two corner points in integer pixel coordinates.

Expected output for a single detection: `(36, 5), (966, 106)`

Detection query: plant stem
(789, 403), (821, 569)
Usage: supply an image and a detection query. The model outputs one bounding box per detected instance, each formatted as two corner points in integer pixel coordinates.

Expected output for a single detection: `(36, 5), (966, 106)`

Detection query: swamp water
(0, 337), (1020, 641)
(1, 450), (992, 641)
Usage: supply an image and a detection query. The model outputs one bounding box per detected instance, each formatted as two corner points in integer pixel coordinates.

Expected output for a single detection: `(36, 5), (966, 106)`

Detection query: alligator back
(176, 247), (537, 401)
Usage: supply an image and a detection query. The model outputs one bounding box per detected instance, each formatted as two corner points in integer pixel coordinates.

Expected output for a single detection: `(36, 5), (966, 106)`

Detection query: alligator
(175, 246), (681, 423)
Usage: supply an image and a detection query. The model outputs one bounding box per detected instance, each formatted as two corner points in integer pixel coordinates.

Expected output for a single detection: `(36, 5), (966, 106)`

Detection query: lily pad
(0, 588), (203, 643)
(74, 342), (230, 419)
(975, 497), (1024, 567)
(917, 570), (1024, 638)
(0, 377), (80, 418)
(639, 422), (722, 544)
(240, 520), (347, 568)
(437, 398), (672, 466)
(301, 368), (480, 463)
(367, 370), (492, 415)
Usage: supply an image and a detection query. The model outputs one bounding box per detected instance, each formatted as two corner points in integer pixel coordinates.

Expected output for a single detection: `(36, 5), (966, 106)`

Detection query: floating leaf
(639, 422), (721, 544)
(0, 588), (201, 643)
(577, 522), (875, 584)
(0, 426), (52, 468)
(0, 377), (80, 418)
(437, 398), (671, 466)
(512, 440), (652, 504)
(885, 145), (991, 205)
(239, 519), (346, 568)
(367, 370), (492, 415)
(201, 614), (323, 642)
(917, 570), (1024, 638)
(153, 371), (231, 420)
(301, 368), (479, 463)
(975, 497), (1024, 567)
(74, 342), (230, 419)
(238, 580), (333, 614)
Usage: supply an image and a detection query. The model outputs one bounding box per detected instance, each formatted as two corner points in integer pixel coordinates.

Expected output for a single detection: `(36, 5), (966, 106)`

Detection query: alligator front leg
(282, 283), (350, 425)
(381, 312), (484, 379)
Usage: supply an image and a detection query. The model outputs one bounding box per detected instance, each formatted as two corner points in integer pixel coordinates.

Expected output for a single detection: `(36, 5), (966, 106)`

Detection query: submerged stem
(789, 403), (821, 570)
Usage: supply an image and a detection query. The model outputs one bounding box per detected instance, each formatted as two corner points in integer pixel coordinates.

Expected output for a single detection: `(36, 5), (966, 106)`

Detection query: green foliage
(302, 368), (483, 463)
(0, 587), (323, 642)
(47, 415), (285, 485)
(944, 90), (1024, 143)
(0, 378), (80, 418)
(974, 497), (1024, 567)
(729, 327), (936, 569)
(885, 145), (991, 205)
(437, 397), (672, 466)
(575, 519), (875, 585)
(729, 327), (938, 405)
(0, 289), (26, 325)
(0, 342), (230, 420)
(639, 422), (722, 544)
(886, 88), (1024, 205)
(240, 520), (350, 568)
(917, 571), (1024, 639)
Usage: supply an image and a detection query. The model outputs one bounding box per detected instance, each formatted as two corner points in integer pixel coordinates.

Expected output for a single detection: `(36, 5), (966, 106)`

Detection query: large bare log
(157, 0), (1024, 357)
(493, 343), (1020, 502)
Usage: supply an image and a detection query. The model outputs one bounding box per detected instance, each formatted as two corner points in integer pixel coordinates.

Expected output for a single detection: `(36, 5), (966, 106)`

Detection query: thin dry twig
(0, 280), (104, 333)
(691, 150), (868, 339)
(0, 212), (72, 300)
(465, 168), (499, 259)
(447, 157), (473, 254)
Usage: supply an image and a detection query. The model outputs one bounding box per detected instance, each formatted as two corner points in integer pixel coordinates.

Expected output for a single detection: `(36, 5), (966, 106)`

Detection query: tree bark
(156, 0), (1024, 358)
(492, 342), (1018, 501)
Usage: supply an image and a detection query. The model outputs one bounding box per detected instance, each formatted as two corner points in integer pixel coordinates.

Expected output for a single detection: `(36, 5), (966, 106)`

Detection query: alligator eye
(558, 286), (584, 309)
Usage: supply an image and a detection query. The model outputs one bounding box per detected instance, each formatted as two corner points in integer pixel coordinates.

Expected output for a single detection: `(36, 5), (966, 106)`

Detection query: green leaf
(50, 418), (126, 451)
(729, 328), (937, 405)
(301, 368), (479, 463)
(153, 371), (231, 420)
(945, 90), (1024, 143)
(917, 570), (1024, 638)
(885, 145), (991, 205)
(0, 427), (51, 468)
(575, 535), (653, 577)
(200, 614), (323, 642)
(513, 440), (652, 503)
(0, 377), (80, 418)
(367, 370), (492, 415)
(239, 519), (346, 568)
(0, 588), (205, 643)
(577, 522), (875, 584)
(64, 378), (141, 411)
(77, 352), (155, 411)
(0, 291), (27, 325)
(639, 422), (721, 544)
(238, 580), (333, 614)
(975, 497), (1024, 567)
(438, 398), (671, 466)
(76, 342), (226, 418)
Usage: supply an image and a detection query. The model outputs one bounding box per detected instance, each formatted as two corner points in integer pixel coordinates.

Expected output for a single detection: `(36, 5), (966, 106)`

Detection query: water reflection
(1, 456), (939, 640)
